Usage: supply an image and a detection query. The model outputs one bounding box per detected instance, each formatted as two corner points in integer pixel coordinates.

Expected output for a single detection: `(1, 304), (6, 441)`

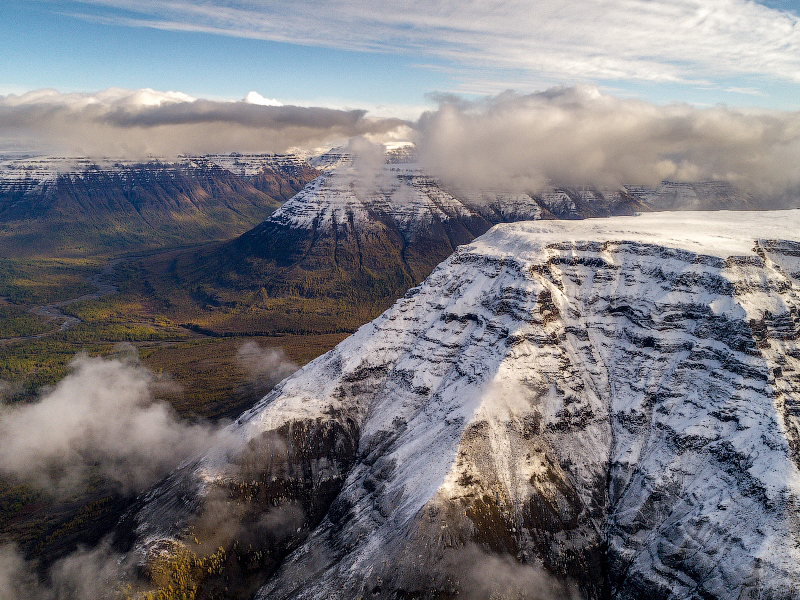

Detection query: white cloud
(0, 352), (233, 495)
(244, 91), (282, 106)
(3, 83), (800, 197)
(415, 86), (800, 198)
(0, 540), (135, 600)
(236, 342), (298, 397)
(66, 0), (800, 93)
(0, 87), (406, 157)
(0, 87), (195, 109)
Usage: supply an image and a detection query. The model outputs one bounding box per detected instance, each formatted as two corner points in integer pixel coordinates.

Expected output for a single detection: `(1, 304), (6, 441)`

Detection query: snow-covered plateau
(265, 163), (494, 234)
(127, 210), (800, 599)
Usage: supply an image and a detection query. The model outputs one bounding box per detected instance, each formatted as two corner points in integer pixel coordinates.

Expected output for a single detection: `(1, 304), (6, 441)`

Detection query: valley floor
(0, 245), (350, 568)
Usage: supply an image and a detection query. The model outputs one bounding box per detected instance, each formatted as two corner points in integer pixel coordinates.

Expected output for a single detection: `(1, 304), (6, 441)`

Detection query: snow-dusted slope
(266, 162), (483, 234)
(129, 210), (800, 599)
(199, 153), (309, 178)
(264, 158), (649, 238)
(0, 152), (319, 256)
(222, 160), (494, 296)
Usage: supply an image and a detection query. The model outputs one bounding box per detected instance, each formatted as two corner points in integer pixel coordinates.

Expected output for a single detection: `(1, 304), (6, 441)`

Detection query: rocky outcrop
(625, 181), (769, 211)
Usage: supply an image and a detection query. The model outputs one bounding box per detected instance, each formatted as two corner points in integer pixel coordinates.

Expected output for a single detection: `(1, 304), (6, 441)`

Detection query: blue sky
(0, 1), (449, 115)
(2, 0), (800, 195)
(2, 0), (800, 115)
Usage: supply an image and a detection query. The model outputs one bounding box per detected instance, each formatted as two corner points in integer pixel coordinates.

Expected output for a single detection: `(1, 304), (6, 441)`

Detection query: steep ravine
(122, 211), (800, 599)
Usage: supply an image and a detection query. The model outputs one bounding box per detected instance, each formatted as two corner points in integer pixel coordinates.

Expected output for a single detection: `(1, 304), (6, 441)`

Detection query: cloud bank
(415, 86), (800, 197)
(3, 85), (800, 197)
(67, 0), (800, 93)
(0, 87), (405, 157)
(0, 352), (232, 495)
(444, 543), (581, 600)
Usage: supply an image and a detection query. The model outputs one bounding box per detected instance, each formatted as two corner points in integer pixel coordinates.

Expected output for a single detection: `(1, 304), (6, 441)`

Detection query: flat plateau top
(476, 208), (800, 259)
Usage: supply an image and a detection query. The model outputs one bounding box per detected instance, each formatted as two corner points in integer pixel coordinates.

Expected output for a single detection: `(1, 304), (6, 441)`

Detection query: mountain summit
(145, 156), (654, 335)
(122, 209), (800, 599)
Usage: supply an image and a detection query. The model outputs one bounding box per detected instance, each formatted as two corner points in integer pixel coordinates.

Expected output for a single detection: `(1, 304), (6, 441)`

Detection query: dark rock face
(122, 412), (360, 599)
(162, 165), (500, 334)
(221, 181), (493, 294)
(123, 212), (800, 599)
(624, 181), (771, 211)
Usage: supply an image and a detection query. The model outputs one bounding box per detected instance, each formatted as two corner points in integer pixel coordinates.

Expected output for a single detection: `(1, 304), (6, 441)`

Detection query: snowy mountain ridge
(262, 158), (766, 239)
(127, 210), (800, 599)
(0, 153), (310, 194)
(266, 163), (485, 234)
(0, 150), (765, 219)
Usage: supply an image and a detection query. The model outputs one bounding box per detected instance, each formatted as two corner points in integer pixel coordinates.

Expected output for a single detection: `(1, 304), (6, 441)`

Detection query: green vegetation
(54, 322), (182, 343)
(0, 257), (99, 304)
(118, 235), (418, 338)
(0, 162), (319, 259)
(138, 542), (227, 600)
(137, 333), (348, 419)
(0, 161), (332, 593)
(0, 339), (112, 402)
(0, 306), (52, 338)
(0, 474), (129, 568)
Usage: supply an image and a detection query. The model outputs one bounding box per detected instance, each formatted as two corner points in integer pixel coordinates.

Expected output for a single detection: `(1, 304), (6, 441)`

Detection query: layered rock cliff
(122, 209), (800, 599)
(0, 154), (318, 256)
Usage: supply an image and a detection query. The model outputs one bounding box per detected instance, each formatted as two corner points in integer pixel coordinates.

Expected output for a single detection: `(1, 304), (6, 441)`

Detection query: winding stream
(1, 258), (123, 344)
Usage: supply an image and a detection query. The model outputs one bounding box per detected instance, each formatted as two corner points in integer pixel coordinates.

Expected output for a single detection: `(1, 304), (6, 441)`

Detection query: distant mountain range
(1, 149), (777, 336)
(0, 149), (772, 261)
(0, 153), (319, 256)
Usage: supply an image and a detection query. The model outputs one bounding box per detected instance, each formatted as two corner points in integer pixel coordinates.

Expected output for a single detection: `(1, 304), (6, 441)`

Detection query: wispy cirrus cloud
(57, 0), (800, 94)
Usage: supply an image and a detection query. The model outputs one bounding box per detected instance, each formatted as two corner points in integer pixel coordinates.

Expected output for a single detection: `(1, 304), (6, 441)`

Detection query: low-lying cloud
(416, 86), (800, 199)
(0, 540), (133, 600)
(446, 543), (581, 600)
(0, 380), (21, 403)
(0, 346), (307, 596)
(0, 352), (231, 495)
(388, 541), (581, 599)
(0, 87), (406, 157)
(237, 341), (299, 397)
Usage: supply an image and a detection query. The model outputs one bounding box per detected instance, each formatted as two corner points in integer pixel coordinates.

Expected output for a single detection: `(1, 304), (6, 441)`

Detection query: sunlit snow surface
(266, 162), (483, 233)
(137, 210), (800, 599)
(471, 210), (800, 263)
